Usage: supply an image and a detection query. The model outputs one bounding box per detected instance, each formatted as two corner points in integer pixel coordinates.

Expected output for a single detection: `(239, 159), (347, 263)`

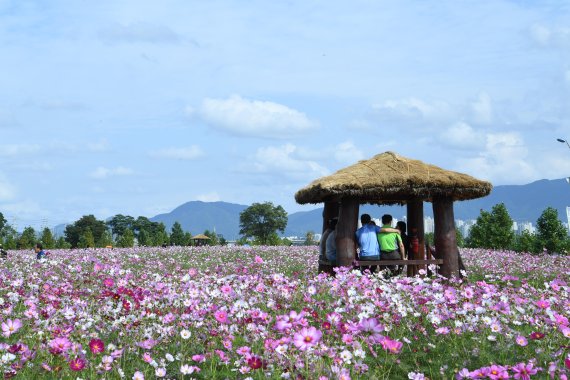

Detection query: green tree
(40, 227), (55, 249)
(303, 231), (317, 246)
(239, 202), (288, 245)
(184, 232), (193, 246)
(0, 212), (6, 235)
(97, 230), (114, 247)
(536, 207), (568, 254)
(64, 215), (107, 248)
(117, 229), (135, 248)
(55, 236), (71, 249)
(78, 229), (95, 248)
(107, 214), (135, 238)
(455, 228), (465, 248)
(513, 230), (538, 253)
(170, 222), (186, 246)
(1, 224), (18, 249)
(18, 226), (37, 249)
(466, 203), (514, 249)
(203, 230), (220, 246)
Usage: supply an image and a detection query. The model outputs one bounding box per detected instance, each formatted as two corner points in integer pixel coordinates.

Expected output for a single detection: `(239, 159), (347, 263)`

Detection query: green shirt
(377, 224), (402, 251)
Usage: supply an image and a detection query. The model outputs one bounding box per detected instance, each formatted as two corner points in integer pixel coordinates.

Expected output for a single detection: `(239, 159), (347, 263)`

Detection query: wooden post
(433, 197), (459, 278)
(322, 201), (339, 233)
(335, 198), (359, 267)
(319, 201), (339, 274)
(407, 199), (424, 276)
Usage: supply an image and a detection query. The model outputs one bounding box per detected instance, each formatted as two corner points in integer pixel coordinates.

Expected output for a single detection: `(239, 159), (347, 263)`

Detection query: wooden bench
(318, 258), (444, 276)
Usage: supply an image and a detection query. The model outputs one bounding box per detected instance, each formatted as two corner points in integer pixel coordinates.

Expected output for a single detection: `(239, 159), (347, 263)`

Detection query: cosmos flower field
(0, 246), (569, 379)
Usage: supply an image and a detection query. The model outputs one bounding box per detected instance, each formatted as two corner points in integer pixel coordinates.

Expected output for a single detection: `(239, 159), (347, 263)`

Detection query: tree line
(0, 201), (290, 249)
(424, 203), (569, 254)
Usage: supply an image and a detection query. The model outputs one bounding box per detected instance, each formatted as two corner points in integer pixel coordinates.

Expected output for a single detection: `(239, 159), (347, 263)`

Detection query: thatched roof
(191, 234), (211, 240)
(295, 151), (492, 205)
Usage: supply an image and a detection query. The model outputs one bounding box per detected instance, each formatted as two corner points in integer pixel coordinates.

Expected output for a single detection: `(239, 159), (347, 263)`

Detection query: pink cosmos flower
(293, 326), (322, 351)
(49, 337), (72, 354)
(137, 339), (158, 349)
(487, 364), (508, 379)
(254, 255), (263, 264)
(515, 336), (528, 346)
(512, 362), (539, 379)
(214, 310), (229, 323)
(133, 371), (145, 380)
(1, 319), (22, 337)
(192, 354), (205, 363)
(103, 278), (114, 288)
(382, 337), (403, 354)
(565, 357), (570, 370)
(88, 338), (105, 354)
(69, 357), (86, 371)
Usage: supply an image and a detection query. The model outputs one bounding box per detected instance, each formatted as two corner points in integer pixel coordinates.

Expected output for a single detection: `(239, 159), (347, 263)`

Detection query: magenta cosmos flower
(214, 310), (229, 323)
(89, 338), (105, 354)
(512, 362), (539, 379)
(69, 357), (86, 371)
(1, 319), (22, 337)
(293, 326), (322, 351)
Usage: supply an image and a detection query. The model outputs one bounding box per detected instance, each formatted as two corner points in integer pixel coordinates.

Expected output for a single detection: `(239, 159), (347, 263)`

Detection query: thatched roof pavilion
(191, 234), (210, 246)
(295, 151), (492, 277)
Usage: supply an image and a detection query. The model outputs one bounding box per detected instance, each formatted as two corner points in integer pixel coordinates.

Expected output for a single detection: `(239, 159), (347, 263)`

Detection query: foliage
(455, 227), (465, 248)
(535, 207), (568, 254)
(116, 229), (135, 248)
(18, 226), (36, 249)
(466, 203), (515, 249)
(239, 202), (288, 245)
(55, 236), (71, 249)
(40, 227), (55, 249)
(98, 230), (114, 247)
(1, 224), (18, 249)
(106, 214), (135, 238)
(64, 215), (107, 248)
(513, 230), (539, 254)
(303, 230), (317, 246)
(0, 211), (6, 235)
(169, 222), (186, 246)
(203, 229), (219, 246)
(133, 217), (169, 247)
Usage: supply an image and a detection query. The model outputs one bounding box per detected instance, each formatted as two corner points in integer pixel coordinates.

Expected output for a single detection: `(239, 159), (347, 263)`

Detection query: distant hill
(284, 178), (570, 236)
(150, 201), (248, 240)
(51, 178), (570, 240)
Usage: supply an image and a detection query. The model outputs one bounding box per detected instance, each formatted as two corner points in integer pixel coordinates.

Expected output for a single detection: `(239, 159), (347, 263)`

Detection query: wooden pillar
(319, 201), (339, 274)
(322, 201), (339, 233)
(433, 197), (459, 278)
(407, 199), (425, 276)
(335, 198), (359, 267)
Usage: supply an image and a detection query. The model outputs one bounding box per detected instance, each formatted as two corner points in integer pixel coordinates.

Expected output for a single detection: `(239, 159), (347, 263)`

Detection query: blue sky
(1, 0), (570, 230)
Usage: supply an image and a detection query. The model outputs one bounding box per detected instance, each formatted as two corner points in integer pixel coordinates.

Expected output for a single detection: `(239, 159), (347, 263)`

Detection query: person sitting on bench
(355, 214), (399, 273)
(378, 214), (405, 275)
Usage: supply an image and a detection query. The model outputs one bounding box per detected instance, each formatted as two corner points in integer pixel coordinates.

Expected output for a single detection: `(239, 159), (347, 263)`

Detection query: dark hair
(328, 218), (338, 229)
(396, 221), (407, 233)
(360, 214), (371, 224)
(35, 242), (43, 250)
(381, 214), (393, 225)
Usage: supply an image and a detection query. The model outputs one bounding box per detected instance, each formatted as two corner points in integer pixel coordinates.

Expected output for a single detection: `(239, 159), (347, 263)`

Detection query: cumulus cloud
(87, 139), (110, 152)
(0, 173), (16, 201)
(470, 93), (493, 125)
(439, 122), (486, 150)
(371, 97), (455, 125)
(334, 141), (365, 164)
(247, 144), (328, 180)
(0, 144), (41, 157)
(455, 132), (536, 184)
(529, 24), (570, 48)
(89, 166), (134, 180)
(189, 95), (319, 139)
(149, 146), (203, 160)
(196, 192), (221, 202)
(98, 22), (182, 44)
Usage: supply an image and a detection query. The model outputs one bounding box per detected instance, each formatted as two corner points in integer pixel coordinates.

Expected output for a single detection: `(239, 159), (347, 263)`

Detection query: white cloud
(247, 144), (329, 180)
(0, 173), (16, 201)
(149, 146), (203, 160)
(439, 122), (486, 150)
(87, 140), (110, 152)
(530, 24), (552, 46)
(191, 95), (319, 139)
(98, 22), (182, 44)
(89, 166), (134, 180)
(196, 192), (221, 202)
(529, 24), (570, 47)
(334, 141), (364, 165)
(455, 132), (536, 184)
(372, 97), (455, 125)
(0, 144), (40, 157)
(470, 93), (493, 125)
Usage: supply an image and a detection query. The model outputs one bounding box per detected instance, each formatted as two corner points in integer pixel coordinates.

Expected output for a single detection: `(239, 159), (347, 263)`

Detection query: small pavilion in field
(191, 234), (211, 246)
(294, 151), (492, 278)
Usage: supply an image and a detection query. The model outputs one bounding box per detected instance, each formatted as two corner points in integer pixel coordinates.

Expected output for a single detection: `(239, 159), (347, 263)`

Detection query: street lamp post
(557, 138), (570, 149)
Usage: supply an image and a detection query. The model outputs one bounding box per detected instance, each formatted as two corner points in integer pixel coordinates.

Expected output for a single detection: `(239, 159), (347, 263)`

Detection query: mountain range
(147, 178), (570, 240)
